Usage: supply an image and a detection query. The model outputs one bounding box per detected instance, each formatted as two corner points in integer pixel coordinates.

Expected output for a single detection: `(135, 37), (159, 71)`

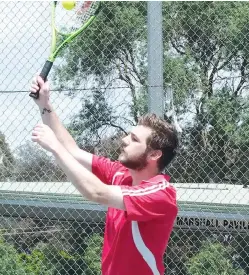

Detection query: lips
(119, 147), (126, 155)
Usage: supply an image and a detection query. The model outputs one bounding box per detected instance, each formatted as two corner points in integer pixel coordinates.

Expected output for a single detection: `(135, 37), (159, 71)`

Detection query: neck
(129, 166), (159, 186)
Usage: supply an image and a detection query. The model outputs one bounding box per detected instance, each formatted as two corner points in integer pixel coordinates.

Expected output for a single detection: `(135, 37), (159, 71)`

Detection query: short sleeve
(92, 155), (124, 185)
(121, 181), (178, 222)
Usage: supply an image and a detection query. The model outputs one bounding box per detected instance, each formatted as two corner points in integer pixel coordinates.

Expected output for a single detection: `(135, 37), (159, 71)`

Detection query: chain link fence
(0, 1), (248, 274)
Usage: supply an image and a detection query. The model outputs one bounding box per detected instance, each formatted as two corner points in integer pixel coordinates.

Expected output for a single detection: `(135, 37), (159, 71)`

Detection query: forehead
(131, 125), (152, 141)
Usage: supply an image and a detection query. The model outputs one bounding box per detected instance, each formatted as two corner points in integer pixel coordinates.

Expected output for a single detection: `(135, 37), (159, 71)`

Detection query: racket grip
(40, 60), (53, 81)
(29, 61), (53, 99)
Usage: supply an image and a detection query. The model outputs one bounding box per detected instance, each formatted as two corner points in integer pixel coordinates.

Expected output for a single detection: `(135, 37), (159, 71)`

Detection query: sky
(0, 1), (154, 152)
(0, 1), (91, 150)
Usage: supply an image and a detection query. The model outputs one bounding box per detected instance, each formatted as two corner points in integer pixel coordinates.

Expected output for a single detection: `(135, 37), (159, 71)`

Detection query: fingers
(32, 128), (42, 138)
(36, 75), (45, 87)
(30, 75), (41, 94)
(32, 123), (50, 134)
(32, 130), (39, 136)
(31, 135), (39, 142)
(33, 123), (45, 132)
(31, 124), (44, 143)
(30, 83), (40, 94)
(30, 74), (49, 94)
(31, 124), (58, 153)
(31, 128), (41, 143)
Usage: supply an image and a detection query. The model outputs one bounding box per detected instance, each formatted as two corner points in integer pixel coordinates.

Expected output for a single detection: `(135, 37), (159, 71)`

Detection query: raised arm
(29, 75), (92, 171)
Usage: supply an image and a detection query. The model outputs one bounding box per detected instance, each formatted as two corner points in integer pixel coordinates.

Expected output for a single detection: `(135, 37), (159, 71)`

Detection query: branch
(118, 116), (136, 127)
(217, 50), (238, 71)
(118, 64), (138, 122)
(234, 57), (247, 96)
(101, 122), (127, 135)
(118, 48), (145, 86)
(126, 48), (146, 86)
(170, 38), (186, 55)
(208, 51), (222, 97)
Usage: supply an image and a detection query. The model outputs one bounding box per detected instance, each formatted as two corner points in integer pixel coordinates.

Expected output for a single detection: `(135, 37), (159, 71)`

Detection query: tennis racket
(29, 1), (101, 99)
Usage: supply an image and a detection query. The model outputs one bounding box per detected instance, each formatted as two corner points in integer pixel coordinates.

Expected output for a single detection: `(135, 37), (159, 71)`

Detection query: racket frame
(29, 1), (101, 99)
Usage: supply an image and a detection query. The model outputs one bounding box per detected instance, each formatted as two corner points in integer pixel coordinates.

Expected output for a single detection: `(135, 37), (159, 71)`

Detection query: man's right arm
(39, 102), (93, 171)
(30, 76), (93, 171)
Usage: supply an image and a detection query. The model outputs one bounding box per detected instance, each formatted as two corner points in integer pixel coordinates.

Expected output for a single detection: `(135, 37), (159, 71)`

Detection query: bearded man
(29, 76), (179, 275)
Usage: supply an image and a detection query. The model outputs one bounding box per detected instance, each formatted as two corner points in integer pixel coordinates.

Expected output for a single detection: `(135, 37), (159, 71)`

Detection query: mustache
(119, 140), (127, 150)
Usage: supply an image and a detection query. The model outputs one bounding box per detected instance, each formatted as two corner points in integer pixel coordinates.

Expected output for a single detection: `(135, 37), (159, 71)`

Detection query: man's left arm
(31, 123), (126, 210)
(54, 142), (126, 210)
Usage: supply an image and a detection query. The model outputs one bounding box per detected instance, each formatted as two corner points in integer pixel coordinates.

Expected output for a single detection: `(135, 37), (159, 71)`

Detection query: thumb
(37, 75), (49, 92)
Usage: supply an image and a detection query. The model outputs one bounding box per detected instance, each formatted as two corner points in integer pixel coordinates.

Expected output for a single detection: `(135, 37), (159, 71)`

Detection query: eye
(131, 135), (138, 142)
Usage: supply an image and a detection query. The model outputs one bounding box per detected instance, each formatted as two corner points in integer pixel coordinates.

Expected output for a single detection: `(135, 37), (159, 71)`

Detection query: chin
(118, 155), (126, 164)
(118, 151), (126, 160)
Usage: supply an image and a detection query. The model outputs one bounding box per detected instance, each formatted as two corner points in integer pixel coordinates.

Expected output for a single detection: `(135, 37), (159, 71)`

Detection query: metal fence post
(147, 1), (164, 118)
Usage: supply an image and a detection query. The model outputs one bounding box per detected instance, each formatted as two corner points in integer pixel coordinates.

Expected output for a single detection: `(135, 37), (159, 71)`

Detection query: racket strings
(55, 1), (98, 35)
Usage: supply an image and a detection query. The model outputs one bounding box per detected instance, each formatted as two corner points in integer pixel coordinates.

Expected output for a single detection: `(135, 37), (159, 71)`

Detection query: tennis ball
(62, 1), (76, 10)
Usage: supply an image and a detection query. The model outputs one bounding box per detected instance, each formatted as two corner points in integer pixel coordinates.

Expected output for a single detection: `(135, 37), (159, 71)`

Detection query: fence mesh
(0, 1), (248, 274)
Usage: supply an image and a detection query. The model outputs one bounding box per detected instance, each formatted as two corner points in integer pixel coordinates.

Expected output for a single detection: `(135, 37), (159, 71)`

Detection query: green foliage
(55, 1), (147, 141)
(83, 234), (103, 275)
(68, 89), (121, 147)
(230, 235), (249, 274)
(0, 231), (102, 275)
(55, 1), (146, 84)
(185, 242), (245, 275)
(0, 237), (27, 275)
(52, 1), (249, 185)
(164, 2), (249, 183)
(18, 250), (55, 275)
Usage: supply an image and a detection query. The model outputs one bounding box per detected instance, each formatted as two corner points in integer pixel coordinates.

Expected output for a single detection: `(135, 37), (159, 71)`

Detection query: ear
(148, 150), (162, 161)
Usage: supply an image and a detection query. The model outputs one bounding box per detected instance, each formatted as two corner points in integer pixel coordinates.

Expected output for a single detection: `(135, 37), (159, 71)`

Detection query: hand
(29, 75), (50, 107)
(31, 124), (61, 153)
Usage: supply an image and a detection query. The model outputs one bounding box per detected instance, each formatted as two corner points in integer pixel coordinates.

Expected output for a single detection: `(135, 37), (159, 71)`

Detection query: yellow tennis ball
(62, 1), (76, 10)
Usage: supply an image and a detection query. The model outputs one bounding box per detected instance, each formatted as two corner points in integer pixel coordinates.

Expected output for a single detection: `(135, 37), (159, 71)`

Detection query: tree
(67, 89), (128, 150)
(18, 231), (103, 275)
(185, 242), (245, 275)
(53, 2), (249, 183)
(14, 142), (67, 182)
(0, 236), (30, 275)
(164, 2), (249, 183)
(55, 2), (147, 157)
(18, 250), (55, 275)
(230, 234), (249, 274)
(83, 233), (103, 275)
(0, 132), (15, 181)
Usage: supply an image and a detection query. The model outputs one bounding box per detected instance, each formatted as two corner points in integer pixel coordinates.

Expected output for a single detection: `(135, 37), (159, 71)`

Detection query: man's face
(118, 125), (153, 170)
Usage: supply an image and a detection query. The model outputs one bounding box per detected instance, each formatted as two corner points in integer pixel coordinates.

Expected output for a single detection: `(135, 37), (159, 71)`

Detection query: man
(29, 76), (179, 275)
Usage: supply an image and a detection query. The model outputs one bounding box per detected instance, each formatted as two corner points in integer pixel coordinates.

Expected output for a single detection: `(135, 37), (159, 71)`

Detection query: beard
(118, 150), (149, 171)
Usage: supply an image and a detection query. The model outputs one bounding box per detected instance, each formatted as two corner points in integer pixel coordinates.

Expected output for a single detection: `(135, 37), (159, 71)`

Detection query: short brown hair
(138, 113), (179, 171)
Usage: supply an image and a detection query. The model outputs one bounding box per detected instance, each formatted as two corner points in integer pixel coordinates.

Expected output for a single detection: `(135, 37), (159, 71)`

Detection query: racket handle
(29, 61), (53, 99)
(40, 60), (53, 81)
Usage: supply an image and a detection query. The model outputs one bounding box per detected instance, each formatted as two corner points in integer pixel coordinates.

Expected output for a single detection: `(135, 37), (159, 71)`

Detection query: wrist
(51, 141), (65, 156)
(39, 103), (53, 115)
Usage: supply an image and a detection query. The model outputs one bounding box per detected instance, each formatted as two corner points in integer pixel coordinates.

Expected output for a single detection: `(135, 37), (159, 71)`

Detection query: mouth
(119, 147), (126, 156)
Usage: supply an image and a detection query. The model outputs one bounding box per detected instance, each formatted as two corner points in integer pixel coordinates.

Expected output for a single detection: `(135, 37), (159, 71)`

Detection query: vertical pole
(147, 1), (164, 118)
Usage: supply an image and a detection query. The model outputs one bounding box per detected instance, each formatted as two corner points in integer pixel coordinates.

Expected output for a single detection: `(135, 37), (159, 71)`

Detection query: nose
(122, 136), (129, 147)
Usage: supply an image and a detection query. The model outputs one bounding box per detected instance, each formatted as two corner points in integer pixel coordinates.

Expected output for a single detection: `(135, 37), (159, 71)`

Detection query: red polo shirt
(92, 155), (178, 275)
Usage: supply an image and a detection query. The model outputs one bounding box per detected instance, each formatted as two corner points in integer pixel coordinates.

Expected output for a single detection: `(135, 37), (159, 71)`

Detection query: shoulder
(122, 174), (176, 199)
(92, 155), (125, 171)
